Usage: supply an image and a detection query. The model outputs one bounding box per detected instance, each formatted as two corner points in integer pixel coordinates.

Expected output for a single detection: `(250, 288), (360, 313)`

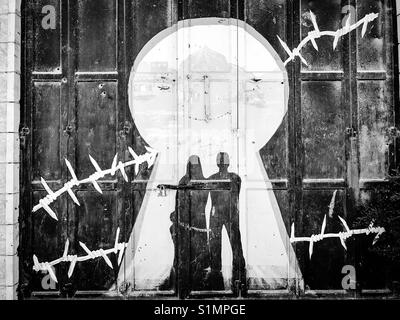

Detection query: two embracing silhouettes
(161, 152), (247, 298)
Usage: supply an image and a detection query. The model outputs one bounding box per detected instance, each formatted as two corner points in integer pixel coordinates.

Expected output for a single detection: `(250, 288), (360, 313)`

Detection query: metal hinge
(64, 124), (74, 135)
(19, 126), (30, 149)
(345, 127), (357, 137)
(388, 126), (400, 138)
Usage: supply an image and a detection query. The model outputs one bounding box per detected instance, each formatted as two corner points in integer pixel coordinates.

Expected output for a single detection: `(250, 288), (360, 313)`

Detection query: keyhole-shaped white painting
(117, 18), (302, 291)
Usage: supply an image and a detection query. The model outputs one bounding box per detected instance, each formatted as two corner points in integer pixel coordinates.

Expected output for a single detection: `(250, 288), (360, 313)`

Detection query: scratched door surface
(21, 0), (130, 296)
(296, 0), (396, 290)
(20, 0), (397, 298)
(175, 22), (240, 296)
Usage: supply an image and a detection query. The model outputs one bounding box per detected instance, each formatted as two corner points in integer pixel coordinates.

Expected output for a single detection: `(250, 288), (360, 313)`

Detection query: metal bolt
(64, 124), (73, 135)
(119, 281), (131, 295)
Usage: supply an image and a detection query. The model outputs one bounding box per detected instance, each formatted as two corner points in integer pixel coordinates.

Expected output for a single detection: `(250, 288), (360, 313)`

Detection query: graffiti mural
(278, 11), (379, 66)
(290, 191), (385, 259)
(117, 18), (300, 294)
(24, 1), (396, 298)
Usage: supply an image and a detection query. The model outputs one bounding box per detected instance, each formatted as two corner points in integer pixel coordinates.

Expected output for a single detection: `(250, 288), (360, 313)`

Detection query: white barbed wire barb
(32, 227), (128, 283)
(320, 215), (327, 235)
(278, 11), (379, 66)
(290, 191), (385, 258)
(32, 146), (158, 220)
(309, 11), (320, 51)
(328, 189), (337, 218)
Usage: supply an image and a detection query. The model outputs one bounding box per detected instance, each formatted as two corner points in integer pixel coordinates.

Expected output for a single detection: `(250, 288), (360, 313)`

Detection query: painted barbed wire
(32, 146), (158, 221)
(32, 227), (127, 283)
(290, 190), (385, 259)
(278, 11), (379, 66)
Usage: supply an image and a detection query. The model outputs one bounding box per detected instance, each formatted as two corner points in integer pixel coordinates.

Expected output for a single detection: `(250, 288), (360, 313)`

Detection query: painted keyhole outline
(117, 18), (301, 291)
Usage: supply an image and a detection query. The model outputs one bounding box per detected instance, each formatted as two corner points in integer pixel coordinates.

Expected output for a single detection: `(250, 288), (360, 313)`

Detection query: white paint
(118, 18), (301, 291)
(32, 147), (157, 220)
(41, 270), (56, 290)
(32, 228), (127, 283)
(279, 11), (379, 66)
(341, 265), (356, 290)
(41, 5), (56, 30)
(290, 192), (385, 259)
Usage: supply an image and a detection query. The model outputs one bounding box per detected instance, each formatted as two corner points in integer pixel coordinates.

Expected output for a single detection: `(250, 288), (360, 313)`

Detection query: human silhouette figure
(160, 155), (210, 298)
(208, 152), (247, 294)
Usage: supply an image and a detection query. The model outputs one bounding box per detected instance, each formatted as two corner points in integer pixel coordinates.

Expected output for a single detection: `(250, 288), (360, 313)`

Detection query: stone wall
(0, 0), (20, 300)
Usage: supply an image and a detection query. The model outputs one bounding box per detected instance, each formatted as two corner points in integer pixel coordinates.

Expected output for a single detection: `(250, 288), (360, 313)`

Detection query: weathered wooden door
(295, 0), (397, 291)
(20, 0), (397, 298)
(21, 0), (132, 296)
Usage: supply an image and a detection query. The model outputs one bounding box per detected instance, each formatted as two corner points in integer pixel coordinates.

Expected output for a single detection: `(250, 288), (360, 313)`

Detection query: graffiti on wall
(278, 11), (379, 66)
(290, 191), (385, 259)
(31, 11), (385, 294)
(32, 146), (158, 220)
(117, 18), (300, 293)
(32, 228), (127, 283)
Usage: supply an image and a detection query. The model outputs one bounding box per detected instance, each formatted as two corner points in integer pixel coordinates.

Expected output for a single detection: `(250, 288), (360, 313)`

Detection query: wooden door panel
(186, 77), (236, 176)
(130, 0), (177, 60)
(358, 80), (391, 180)
(32, 0), (62, 73)
(300, 0), (343, 72)
(301, 189), (347, 290)
(188, 80), (207, 120)
(176, 186), (242, 295)
(77, 0), (118, 72)
(203, 190), (235, 292)
(209, 81), (233, 115)
(30, 191), (67, 292)
(32, 82), (63, 181)
(73, 191), (121, 291)
(301, 81), (345, 180)
(245, 188), (290, 290)
(75, 81), (118, 181)
(246, 79), (288, 182)
(356, 0), (394, 182)
(124, 0), (179, 295)
(356, 0), (386, 71)
(176, 188), (213, 294)
(261, 118), (288, 182)
(243, 3), (293, 293)
(185, 0), (231, 19)
(357, 189), (396, 289)
(244, 0), (287, 59)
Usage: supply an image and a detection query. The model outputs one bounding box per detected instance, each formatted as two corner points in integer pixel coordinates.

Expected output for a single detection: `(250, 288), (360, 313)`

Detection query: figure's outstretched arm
(158, 181), (232, 191)
(157, 184), (181, 190)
